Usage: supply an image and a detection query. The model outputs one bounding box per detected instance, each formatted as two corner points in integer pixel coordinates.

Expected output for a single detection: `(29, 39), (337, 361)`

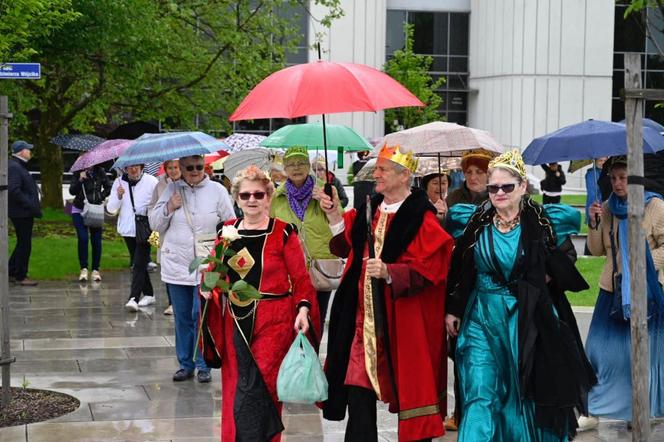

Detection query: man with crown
(319, 144), (454, 441)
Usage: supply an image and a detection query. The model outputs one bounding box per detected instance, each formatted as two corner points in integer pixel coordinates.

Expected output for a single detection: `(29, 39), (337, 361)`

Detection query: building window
(232, 5), (308, 135)
(386, 10), (470, 126)
(612, 2), (664, 124)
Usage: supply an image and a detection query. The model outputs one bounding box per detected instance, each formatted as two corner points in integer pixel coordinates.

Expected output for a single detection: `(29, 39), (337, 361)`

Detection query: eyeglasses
(238, 191), (266, 201)
(284, 161), (308, 169)
(185, 164), (204, 172)
(487, 183), (518, 194)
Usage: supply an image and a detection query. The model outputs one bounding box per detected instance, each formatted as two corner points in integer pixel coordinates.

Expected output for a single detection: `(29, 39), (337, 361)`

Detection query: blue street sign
(0, 63), (41, 80)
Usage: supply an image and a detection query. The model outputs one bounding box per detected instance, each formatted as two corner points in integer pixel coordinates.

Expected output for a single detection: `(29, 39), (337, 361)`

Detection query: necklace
(493, 212), (520, 231)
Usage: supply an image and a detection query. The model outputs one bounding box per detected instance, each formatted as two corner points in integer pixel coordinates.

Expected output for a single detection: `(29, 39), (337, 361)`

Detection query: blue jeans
(72, 213), (102, 270)
(167, 283), (208, 374)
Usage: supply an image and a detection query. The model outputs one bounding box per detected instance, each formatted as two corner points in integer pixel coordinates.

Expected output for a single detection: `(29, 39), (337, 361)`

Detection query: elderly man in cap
(8, 140), (42, 286)
(319, 144), (454, 441)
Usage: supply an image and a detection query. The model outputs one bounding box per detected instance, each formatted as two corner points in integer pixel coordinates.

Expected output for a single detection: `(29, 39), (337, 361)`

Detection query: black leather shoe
(172, 369), (194, 382)
(197, 371), (211, 383)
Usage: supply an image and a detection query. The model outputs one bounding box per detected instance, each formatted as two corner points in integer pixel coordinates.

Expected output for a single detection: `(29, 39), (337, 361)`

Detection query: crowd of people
(7, 137), (664, 442)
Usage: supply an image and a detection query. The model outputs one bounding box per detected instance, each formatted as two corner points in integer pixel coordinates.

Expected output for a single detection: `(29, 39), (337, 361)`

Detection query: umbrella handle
(324, 182), (333, 199)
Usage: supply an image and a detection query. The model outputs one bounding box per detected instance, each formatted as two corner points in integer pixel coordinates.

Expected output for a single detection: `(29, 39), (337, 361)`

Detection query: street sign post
(0, 63), (41, 80)
(0, 61), (40, 407)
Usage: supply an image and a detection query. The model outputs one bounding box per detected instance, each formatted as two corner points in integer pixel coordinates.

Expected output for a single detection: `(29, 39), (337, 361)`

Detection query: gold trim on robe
(398, 403), (441, 421)
(363, 209), (388, 399)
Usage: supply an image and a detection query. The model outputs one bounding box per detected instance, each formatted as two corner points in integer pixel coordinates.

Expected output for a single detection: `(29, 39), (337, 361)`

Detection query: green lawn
(8, 208), (131, 280)
(530, 194), (588, 206)
(566, 256), (605, 307)
(8, 235), (130, 280)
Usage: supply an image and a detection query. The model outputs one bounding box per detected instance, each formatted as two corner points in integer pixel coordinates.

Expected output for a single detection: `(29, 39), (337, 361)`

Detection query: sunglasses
(487, 183), (517, 194)
(238, 191), (266, 201)
(185, 164), (204, 172)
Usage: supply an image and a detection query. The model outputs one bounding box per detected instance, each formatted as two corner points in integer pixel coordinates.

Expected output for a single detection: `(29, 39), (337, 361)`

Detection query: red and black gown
(201, 218), (320, 442)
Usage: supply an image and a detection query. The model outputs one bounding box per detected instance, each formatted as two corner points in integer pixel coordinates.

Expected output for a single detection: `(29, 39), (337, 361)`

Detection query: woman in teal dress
(445, 150), (596, 441)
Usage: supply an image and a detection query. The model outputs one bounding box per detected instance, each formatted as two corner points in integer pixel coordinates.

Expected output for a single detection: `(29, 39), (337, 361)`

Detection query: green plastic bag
(277, 332), (328, 403)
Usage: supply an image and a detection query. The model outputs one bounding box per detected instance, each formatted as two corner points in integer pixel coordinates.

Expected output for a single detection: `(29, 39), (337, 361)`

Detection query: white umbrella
(223, 148), (276, 180)
(373, 121), (504, 157)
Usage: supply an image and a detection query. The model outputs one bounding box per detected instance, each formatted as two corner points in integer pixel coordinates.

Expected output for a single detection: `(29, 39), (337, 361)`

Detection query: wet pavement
(1, 271), (662, 441)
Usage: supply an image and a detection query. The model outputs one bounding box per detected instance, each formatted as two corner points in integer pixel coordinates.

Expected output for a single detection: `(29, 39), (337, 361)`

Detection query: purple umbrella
(70, 139), (134, 172)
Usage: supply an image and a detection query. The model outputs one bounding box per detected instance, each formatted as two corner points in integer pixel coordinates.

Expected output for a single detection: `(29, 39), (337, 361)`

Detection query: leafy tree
(0, 0), (79, 60)
(383, 23), (445, 132)
(0, 0), (343, 208)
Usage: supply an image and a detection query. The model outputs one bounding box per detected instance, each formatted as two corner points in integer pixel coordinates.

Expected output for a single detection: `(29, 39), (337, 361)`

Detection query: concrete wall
(467, 0), (615, 189)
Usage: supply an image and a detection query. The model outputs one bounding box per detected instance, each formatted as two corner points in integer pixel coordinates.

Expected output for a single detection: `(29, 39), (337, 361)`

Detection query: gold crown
(488, 148), (526, 178)
(377, 143), (418, 173)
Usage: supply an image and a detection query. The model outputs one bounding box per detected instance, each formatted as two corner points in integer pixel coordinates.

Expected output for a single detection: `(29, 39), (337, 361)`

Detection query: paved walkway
(1, 271), (662, 441)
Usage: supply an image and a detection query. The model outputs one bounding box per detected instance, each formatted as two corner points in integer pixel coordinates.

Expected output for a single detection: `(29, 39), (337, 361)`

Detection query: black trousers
(542, 194), (561, 204)
(123, 237), (153, 301)
(346, 386), (378, 442)
(9, 217), (34, 281)
(345, 386), (433, 442)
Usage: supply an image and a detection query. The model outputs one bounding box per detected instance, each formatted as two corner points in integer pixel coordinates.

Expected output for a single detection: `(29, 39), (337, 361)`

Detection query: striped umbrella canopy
(223, 133), (267, 153)
(52, 134), (105, 152)
(113, 132), (230, 169)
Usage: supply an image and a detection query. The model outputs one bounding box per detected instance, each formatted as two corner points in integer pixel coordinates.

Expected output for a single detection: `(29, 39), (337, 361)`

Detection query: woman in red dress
(200, 166), (320, 441)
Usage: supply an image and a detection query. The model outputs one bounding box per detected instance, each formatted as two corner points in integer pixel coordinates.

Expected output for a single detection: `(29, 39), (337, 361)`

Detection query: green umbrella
(260, 123), (372, 167)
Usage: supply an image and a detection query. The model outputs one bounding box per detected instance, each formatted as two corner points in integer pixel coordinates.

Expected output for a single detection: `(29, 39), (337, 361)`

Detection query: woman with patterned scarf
(270, 146), (341, 331)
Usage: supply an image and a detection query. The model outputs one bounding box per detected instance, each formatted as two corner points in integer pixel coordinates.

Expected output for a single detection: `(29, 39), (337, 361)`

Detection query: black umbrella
(51, 134), (105, 152)
(108, 121), (159, 140)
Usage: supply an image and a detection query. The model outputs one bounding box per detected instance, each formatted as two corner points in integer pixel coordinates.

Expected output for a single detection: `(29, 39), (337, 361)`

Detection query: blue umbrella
(618, 117), (664, 134)
(113, 132), (229, 169)
(51, 134), (105, 151)
(522, 119), (664, 165)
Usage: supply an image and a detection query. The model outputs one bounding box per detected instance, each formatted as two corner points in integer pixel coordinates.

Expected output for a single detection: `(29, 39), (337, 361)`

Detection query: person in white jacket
(150, 155), (235, 383)
(106, 164), (158, 311)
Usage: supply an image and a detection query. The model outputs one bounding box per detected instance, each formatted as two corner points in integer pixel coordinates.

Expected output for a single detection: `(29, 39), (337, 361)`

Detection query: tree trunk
(36, 118), (64, 209)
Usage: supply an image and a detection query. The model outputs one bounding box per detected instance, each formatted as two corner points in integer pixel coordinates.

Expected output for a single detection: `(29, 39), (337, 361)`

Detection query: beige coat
(587, 198), (664, 292)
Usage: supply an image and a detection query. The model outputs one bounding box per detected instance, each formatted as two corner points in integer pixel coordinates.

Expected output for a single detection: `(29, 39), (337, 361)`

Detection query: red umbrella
(156, 151), (229, 175)
(229, 57), (424, 193)
(229, 60), (424, 121)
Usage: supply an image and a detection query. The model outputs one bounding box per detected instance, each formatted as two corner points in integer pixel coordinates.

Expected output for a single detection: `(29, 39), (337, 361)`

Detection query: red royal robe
(330, 207), (453, 441)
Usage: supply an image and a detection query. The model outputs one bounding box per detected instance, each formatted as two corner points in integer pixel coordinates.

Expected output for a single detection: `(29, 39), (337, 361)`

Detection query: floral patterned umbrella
(222, 133), (267, 153)
(69, 139), (134, 172)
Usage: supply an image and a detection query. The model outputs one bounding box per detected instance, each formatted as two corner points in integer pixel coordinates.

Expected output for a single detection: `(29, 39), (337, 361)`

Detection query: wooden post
(0, 96), (12, 407)
(624, 53), (650, 442)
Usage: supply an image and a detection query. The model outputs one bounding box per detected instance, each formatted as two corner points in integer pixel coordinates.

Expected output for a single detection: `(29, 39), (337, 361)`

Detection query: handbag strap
(298, 218), (313, 265)
(127, 180), (137, 214)
(609, 213), (620, 291)
(179, 187), (195, 231)
(178, 187), (201, 255)
(81, 180), (90, 204)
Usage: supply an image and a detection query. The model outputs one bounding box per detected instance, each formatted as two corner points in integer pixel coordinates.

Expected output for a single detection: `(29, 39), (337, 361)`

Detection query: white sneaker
(577, 415), (599, 432)
(91, 270), (101, 282)
(163, 305), (173, 315)
(79, 268), (88, 282)
(125, 298), (139, 312)
(138, 295), (155, 307)
(147, 262), (158, 272)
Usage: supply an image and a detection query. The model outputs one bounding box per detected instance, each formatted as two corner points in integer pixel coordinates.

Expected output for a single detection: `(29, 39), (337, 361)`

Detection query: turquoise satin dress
(452, 204), (578, 442)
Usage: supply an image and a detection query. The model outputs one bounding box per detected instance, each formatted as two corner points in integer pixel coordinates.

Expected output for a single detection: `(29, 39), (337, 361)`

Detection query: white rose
(221, 225), (241, 242)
